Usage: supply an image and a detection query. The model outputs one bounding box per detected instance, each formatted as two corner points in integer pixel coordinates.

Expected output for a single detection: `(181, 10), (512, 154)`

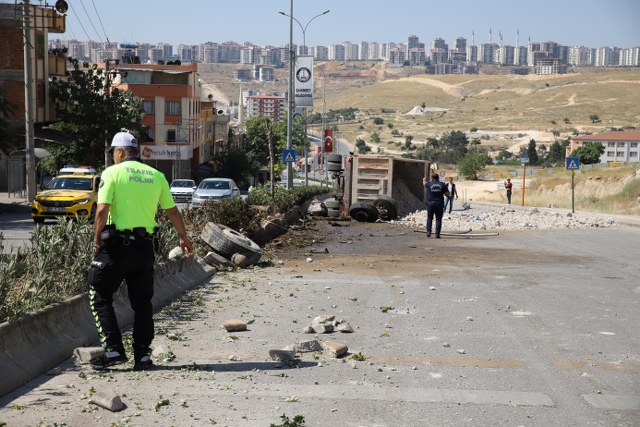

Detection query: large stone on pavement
(73, 347), (104, 364)
(223, 319), (248, 332)
(321, 341), (349, 358)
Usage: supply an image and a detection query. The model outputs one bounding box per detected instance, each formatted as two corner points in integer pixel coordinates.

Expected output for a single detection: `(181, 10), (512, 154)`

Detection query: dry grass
(474, 165), (640, 215)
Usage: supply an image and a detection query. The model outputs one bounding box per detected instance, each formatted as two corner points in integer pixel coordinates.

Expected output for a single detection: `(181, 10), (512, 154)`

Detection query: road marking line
(190, 383), (555, 407)
(583, 394), (640, 410)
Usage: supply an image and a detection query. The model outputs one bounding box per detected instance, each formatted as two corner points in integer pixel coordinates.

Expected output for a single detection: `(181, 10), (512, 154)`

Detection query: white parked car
(170, 179), (196, 203)
(191, 178), (241, 207)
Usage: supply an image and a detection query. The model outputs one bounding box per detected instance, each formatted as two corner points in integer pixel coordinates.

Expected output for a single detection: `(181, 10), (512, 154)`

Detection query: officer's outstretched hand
(180, 236), (193, 257)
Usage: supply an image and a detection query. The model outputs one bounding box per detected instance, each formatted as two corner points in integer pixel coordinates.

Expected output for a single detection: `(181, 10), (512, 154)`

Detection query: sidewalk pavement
(0, 192), (30, 214)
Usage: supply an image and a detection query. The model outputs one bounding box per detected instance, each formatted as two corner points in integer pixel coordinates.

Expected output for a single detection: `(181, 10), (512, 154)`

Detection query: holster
(99, 224), (118, 250)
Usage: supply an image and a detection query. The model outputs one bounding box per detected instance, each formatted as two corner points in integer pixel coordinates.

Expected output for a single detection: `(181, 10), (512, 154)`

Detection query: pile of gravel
(396, 206), (616, 231)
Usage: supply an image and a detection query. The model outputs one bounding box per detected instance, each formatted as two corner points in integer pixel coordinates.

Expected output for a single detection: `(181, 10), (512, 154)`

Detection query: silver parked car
(170, 179), (197, 203)
(191, 178), (241, 207)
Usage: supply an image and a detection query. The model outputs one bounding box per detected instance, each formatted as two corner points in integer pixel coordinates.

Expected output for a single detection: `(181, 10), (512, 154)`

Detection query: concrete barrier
(0, 256), (216, 397)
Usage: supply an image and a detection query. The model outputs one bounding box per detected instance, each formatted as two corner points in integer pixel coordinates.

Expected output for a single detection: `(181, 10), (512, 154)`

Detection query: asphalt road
(0, 218), (638, 426)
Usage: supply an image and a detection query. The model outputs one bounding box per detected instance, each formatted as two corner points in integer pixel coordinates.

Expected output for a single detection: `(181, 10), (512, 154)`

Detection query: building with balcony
(567, 132), (640, 164)
(113, 62), (203, 180)
(246, 94), (285, 122)
(0, 2), (66, 191)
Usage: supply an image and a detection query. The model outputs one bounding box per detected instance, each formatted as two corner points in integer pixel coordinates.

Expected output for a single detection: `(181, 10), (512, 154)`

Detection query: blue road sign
(283, 149), (296, 163)
(566, 157), (580, 171)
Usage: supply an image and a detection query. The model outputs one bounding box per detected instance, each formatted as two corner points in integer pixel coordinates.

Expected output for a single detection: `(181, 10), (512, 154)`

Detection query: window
(167, 129), (176, 142)
(608, 142), (615, 147)
(616, 152), (624, 157)
(631, 142), (638, 148)
(629, 151), (637, 158)
(607, 151), (614, 157)
(143, 100), (155, 115)
(166, 101), (181, 116)
(617, 142), (625, 147)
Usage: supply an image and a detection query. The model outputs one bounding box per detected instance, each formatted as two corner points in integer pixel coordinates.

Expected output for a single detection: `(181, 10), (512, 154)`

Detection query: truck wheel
(200, 223), (263, 264)
(349, 202), (379, 223)
(373, 196), (398, 221)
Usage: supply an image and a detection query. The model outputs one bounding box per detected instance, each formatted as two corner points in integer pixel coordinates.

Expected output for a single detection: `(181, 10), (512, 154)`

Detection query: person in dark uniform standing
(423, 173), (450, 238)
(88, 132), (193, 370)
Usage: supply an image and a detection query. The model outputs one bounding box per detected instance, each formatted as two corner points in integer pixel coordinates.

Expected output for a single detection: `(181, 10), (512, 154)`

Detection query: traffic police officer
(88, 131), (193, 370)
(423, 173), (450, 238)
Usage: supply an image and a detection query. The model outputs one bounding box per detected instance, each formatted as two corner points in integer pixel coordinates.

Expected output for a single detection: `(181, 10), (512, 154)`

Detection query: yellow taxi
(31, 172), (100, 224)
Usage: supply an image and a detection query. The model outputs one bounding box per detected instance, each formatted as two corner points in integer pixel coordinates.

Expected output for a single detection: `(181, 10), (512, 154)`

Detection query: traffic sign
(520, 152), (530, 165)
(282, 149), (296, 163)
(566, 157), (580, 171)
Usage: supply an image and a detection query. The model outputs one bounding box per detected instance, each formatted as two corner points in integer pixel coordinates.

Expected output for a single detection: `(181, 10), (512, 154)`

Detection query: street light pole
(279, 8), (330, 187)
(285, 0), (294, 190)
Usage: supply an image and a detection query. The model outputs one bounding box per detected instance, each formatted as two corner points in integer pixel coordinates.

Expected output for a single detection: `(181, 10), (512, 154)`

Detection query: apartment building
(113, 62), (203, 180)
(567, 132), (640, 164)
(0, 2), (67, 191)
(246, 94), (286, 122)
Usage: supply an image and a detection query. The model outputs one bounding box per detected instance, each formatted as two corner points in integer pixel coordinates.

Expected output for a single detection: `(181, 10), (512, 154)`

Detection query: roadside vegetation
(0, 185), (328, 324)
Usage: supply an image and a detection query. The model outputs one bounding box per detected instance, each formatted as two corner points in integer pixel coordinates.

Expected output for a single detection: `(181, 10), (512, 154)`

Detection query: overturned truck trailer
(342, 155), (431, 221)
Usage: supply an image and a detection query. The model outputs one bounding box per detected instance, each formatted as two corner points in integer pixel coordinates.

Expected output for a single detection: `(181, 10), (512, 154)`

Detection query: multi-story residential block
(535, 58), (565, 74)
(358, 42), (369, 60)
(567, 46), (593, 66)
(314, 46), (329, 61)
(114, 62), (204, 180)
(620, 47), (640, 66)
(479, 43), (498, 64)
(567, 132), (640, 164)
(0, 2), (67, 191)
(388, 47), (406, 66)
(246, 94), (285, 122)
(466, 45), (479, 62)
(368, 42), (381, 60)
(329, 44), (345, 61)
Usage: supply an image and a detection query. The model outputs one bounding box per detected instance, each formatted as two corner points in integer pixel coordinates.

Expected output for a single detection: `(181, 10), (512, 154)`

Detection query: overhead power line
(69, 2), (94, 41)
(90, 0), (110, 44)
(77, 0), (102, 42)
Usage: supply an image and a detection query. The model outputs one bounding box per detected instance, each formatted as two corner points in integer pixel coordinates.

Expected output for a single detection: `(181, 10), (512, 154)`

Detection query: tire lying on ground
(372, 195), (399, 221)
(200, 222), (263, 265)
(348, 202), (379, 222)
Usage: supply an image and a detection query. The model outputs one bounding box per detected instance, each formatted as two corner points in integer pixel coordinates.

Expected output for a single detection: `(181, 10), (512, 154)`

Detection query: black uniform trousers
(426, 201), (444, 235)
(87, 237), (155, 360)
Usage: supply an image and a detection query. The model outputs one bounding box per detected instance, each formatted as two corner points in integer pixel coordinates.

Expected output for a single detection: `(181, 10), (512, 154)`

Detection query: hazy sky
(52, 0), (639, 48)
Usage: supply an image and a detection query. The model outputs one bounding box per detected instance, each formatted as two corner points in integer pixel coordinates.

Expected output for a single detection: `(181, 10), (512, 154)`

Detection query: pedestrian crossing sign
(565, 157), (580, 171)
(283, 149), (296, 163)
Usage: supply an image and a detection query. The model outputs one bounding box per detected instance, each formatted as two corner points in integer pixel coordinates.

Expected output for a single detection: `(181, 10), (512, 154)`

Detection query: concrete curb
(0, 256), (216, 397)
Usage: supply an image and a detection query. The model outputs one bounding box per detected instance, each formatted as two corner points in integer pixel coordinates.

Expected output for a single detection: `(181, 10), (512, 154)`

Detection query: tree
(0, 87), (17, 154)
(438, 130), (469, 163)
(527, 139), (540, 166)
(571, 142), (604, 165)
(372, 117), (383, 125)
(457, 150), (490, 180)
(49, 59), (145, 168)
(589, 114), (600, 123)
(546, 141), (566, 166)
(355, 138), (371, 154)
(404, 135), (414, 149)
(370, 132), (380, 143)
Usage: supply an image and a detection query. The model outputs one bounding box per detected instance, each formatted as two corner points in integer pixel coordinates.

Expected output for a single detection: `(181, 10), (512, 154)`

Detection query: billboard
(140, 145), (191, 160)
(294, 55), (314, 107)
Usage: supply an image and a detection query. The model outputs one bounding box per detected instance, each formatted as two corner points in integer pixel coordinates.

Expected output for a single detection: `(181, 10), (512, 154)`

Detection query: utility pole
(285, 0), (294, 190)
(23, 0), (36, 201)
